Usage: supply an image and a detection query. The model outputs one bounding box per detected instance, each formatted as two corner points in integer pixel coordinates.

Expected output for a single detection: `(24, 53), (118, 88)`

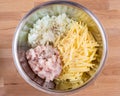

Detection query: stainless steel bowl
(12, 1), (107, 95)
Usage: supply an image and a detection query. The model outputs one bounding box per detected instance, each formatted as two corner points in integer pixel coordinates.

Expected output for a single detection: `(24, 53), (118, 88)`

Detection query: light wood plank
(0, 0), (34, 12)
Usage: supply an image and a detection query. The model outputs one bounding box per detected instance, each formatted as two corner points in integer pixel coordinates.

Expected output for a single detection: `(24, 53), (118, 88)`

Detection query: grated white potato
(28, 13), (72, 47)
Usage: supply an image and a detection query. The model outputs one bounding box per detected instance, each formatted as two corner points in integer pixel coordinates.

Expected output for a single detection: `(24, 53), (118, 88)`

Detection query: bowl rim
(12, 0), (108, 95)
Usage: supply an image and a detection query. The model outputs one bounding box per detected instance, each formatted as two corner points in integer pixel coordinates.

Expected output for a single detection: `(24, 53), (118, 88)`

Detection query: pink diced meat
(26, 45), (62, 82)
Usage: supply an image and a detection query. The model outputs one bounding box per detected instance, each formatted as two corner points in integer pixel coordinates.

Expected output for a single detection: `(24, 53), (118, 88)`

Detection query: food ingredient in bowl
(26, 13), (100, 90)
(26, 45), (62, 82)
(28, 13), (72, 47)
(54, 21), (99, 90)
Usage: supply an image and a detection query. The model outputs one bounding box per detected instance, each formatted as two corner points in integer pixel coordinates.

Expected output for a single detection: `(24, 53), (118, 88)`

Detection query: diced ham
(26, 45), (62, 82)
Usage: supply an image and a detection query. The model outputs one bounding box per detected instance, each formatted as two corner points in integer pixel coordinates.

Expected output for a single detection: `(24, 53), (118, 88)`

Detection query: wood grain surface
(0, 0), (120, 96)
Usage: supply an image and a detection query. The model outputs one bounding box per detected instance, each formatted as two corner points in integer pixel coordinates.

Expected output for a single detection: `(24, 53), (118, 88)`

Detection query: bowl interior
(15, 3), (104, 93)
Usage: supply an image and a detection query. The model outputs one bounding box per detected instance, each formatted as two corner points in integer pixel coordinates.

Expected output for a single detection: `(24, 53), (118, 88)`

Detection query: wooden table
(0, 0), (120, 96)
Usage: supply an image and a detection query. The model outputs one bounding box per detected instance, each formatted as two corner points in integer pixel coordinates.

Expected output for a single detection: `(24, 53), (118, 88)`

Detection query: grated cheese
(54, 21), (99, 90)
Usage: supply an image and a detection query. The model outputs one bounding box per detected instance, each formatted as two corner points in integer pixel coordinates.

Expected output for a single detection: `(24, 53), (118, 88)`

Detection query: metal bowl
(12, 1), (107, 95)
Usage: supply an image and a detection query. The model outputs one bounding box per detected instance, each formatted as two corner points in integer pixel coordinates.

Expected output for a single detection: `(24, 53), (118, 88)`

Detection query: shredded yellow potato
(54, 21), (99, 90)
